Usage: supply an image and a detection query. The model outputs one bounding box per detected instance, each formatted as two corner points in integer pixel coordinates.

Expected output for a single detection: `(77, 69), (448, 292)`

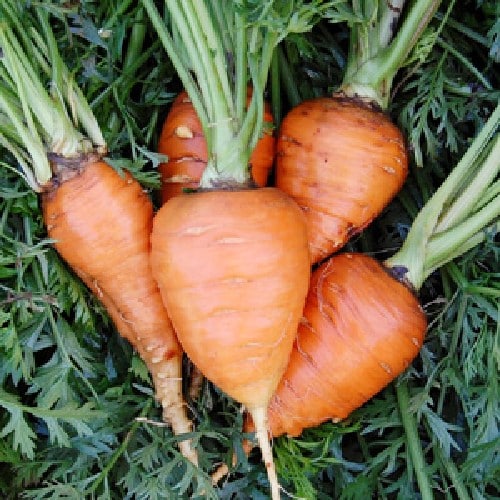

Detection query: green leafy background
(1, 1), (498, 498)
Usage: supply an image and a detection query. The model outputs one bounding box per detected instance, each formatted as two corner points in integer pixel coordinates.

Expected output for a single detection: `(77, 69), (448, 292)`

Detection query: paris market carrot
(276, 0), (444, 264)
(142, 1), (330, 497)
(158, 89), (275, 203)
(0, 3), (197, 464)
(245, 102), (499, 442)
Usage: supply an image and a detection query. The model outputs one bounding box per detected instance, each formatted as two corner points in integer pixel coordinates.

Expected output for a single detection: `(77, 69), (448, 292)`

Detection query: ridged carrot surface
(151, 187), (310, 495)
(151, 188), (310, 408)
(42, 159), (197, 464)
(276, 96), (408, 264)
(264, 253), (427, 437)
(158, 91), (275, 203)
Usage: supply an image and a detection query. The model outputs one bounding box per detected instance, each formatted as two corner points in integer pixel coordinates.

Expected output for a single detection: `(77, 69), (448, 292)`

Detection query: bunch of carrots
(2, 1), (498, 499)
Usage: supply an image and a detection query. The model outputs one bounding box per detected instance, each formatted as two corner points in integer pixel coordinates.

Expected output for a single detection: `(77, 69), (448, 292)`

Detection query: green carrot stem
(35, 10), (106, 150)
(0, 4), (106, 190)
(342, 0), (443, 108)
(425, 216), (499, 279)
(385, 104), (500, 291)
(184, 0), (232, 128)
(141, 0), (208, 133)
(434, 136), (499, 232)
(396, 382), (434, 500)
(169, 1), (217, 123)
(234, 11), (248, 127)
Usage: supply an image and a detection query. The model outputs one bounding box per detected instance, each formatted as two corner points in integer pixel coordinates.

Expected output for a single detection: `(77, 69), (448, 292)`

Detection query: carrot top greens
(0, 1), (105, 191)
(386, 104), (499, 290)
(142, 0), (329, 187)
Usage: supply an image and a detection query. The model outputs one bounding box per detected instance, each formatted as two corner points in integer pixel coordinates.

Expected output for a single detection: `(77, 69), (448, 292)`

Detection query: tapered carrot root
(151, 188), (310, 499)
(276, 96), (408, 264)
(42, 158), (198, 465)
(158, 91), (275, 203)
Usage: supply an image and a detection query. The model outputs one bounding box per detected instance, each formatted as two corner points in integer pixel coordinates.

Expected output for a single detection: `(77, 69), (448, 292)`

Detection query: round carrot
(265, 252), (426, 437)
(276, 96), (408, 264)
(150, 188), (310, 497)
(158, 90), (275, 203)
(275, 1), (443, 264)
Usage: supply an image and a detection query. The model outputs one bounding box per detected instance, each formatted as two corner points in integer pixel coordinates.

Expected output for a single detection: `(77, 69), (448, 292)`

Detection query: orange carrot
(0, 7), (197, 464)
(264, 253), (426, 437)
(150, 188), (310, 495)
(158, 90), (275, 203)
(275, 1), (443, 264)
(43, 160), (197, 464)
(277, 97), (408, 263)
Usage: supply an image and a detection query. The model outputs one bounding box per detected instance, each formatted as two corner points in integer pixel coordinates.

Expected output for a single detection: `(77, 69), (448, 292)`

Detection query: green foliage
(0, 1), (498, 499)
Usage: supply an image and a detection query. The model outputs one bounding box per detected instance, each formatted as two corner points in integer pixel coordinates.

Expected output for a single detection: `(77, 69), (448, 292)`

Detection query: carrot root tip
(250, 406), (281, 500)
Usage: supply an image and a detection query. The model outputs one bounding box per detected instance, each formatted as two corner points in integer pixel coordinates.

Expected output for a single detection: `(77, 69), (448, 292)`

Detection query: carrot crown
(385, 103), (500, 291)
(142, 0), (328, 188)
(0, 2), (105, 191)
(328, 0), (445, 109)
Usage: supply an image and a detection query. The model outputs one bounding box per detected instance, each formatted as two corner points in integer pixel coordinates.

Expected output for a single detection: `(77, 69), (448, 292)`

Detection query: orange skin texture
(276, 96), (408, 264)
(158, 91), (275, 203)
(150, 188), (311, 410)
(42, 161), (197, 464)
(256, 253), (427, 438)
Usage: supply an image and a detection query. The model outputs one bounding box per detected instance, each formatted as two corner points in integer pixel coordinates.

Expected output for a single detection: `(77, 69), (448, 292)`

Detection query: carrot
(0, 4), (197, 464)
(143, 1), (323, 497)
(158, 89), (275, 203)
(264, 252), (427, 437)
(150, 188), (310, 471)
(43, 161), (197, 464)
(276, 0), (443, 264)
(277, 97), (408, 263)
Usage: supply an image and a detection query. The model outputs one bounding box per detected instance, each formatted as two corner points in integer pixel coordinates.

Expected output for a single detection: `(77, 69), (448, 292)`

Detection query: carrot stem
(0, 5), (105, 188)
(385, 104), (500, 290)
(396, 382), (434, 500)
(342, 0), (446, 108)
(141, 0), (209, 137)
